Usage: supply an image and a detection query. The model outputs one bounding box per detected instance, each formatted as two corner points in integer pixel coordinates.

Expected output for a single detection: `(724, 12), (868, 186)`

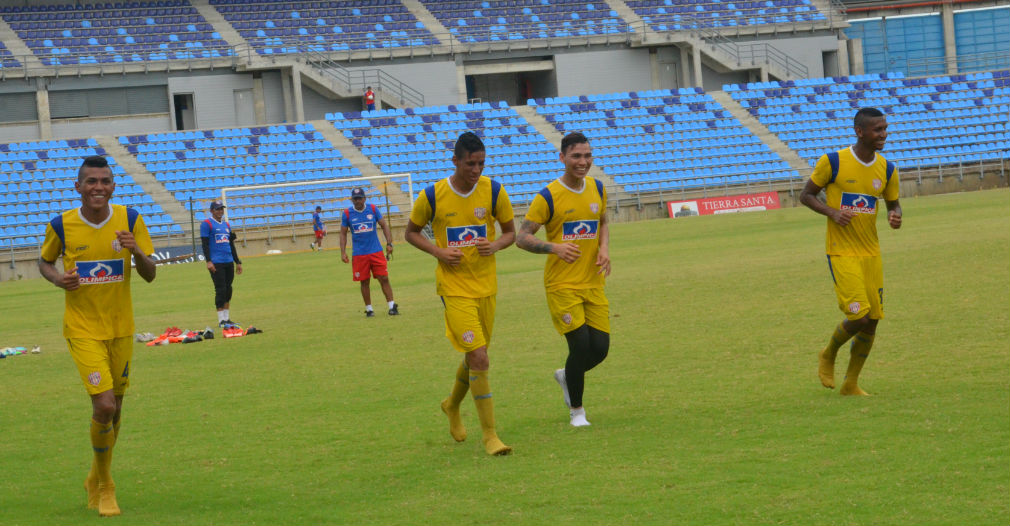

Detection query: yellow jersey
(409, 176), (514, 298)
(810, 147), (899, 257)
(525, 177), (607, 291)
(40, 204), (154, 339)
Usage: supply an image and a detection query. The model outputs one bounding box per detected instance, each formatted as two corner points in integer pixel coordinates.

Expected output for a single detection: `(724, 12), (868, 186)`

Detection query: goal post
(215, 172), (416, 227)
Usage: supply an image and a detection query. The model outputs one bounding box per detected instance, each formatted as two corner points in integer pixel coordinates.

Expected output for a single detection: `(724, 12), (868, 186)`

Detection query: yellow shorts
(442, 295), (495, 353)
(545, 287), (610, 335)
(827, 255), (884, 321)
(67, 336), (133, 396)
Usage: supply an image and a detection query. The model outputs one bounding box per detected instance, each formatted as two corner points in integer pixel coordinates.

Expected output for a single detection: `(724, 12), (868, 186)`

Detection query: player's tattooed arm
(516, 219), (552, 254)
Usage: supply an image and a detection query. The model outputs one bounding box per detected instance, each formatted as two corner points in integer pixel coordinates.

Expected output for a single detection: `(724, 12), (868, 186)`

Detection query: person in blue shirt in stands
(340, 187), (398, 317)
(200, 200), (242, 327)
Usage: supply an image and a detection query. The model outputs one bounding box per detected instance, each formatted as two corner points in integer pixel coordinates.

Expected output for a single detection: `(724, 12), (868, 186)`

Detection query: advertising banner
(668, 192), (781, 218)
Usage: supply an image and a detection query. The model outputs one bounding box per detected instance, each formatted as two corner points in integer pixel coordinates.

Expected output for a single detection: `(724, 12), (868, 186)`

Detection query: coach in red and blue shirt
(339, 187), (398, 317)
(200, 200), (242, 327)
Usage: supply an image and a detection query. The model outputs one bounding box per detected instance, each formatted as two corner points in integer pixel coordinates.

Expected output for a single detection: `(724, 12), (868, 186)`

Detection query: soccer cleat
(440, 398), (466, 442)
(482, 436), (512, 456)
(309, 243), (316, 251)
(839, 382), (870, 396)
(818, 347), (837, 389)
(201, 328), (214, 340)
(365, 310), (375, 318)
(30, 345), (41, 354)
(569, 407), (591, 427)
(97, 482), (121, 517)
(84, 470), (99, 510)
(388, 303), (399, 316)
(553, 369), (571, 408)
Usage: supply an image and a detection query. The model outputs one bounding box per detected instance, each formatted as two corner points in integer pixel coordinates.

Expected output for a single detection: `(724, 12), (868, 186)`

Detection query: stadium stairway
(513, 105), (625, 200)
(189, 0), (248, 50)
(399, 0), (464, 50)
(603, 0), (646, 30)
(0, 15), (40, 69)
(96, 136), (193, 235)
(309, 119), (413, 209)
(708, 90), (812, 176)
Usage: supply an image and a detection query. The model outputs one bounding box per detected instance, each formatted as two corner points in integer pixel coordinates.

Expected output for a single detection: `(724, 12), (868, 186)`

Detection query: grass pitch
(1, 188), (1007, 525)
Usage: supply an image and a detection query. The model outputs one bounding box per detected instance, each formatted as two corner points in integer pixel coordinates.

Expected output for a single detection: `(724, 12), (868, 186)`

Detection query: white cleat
(569, 407), (591, 427)
(553, 368), (571, 408)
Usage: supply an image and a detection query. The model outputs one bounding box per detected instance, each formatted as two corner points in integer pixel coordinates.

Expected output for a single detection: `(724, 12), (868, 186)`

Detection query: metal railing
(904, 50), (1010, 78)
(296, 47), (425, 107)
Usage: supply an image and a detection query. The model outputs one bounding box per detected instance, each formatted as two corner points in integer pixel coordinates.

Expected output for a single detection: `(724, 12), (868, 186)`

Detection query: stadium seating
(625, 0), (826, 31)
(0, 138), (179, 249)
(530, 88), (799, 192)
(0, 41), (21, 68)
(726, 70), (1010, 168)
(209, 0), (439, 54)
(420, 0), (629, 42)
(121, 123), (377, 229)
(329, 102), (564, 205)
(1, 0), (233, 65)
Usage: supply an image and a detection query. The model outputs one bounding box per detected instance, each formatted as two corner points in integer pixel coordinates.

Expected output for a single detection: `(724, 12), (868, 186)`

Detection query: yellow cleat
(84, 470), (99, 510)
(818, 347), (837, 389)
(483, 436), (512, 456)
(440, 398), (467, 442)
(98, 483), (121, 517)
(840, 384), (870, 396)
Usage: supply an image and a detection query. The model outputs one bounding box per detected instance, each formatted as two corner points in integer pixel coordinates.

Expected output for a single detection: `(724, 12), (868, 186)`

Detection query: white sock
(569, 407), (591, 427)
(223, 309), (230, 321)
(388, 301), (395, 309)
(217, 311), (226, 323)
(365, 305), (373, 312)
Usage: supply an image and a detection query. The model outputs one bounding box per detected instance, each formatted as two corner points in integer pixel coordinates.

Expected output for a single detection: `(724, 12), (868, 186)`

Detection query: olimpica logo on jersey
(77, 260), (125, 284)
(352, 221), (374, 233)
(447, 224), (487, 247)
(562, 220), (599, 241)
(840, 193), (877, 214)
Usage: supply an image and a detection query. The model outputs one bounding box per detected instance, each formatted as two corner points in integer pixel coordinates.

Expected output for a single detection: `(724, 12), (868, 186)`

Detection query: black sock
(564, 325), (592, 408)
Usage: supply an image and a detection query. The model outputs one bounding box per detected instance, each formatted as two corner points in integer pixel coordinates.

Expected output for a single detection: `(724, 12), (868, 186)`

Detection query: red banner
(667, 192), (780, 218)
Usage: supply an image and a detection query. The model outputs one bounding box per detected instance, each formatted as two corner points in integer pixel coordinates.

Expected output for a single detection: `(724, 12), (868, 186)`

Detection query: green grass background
(1, 189), (1007, 525)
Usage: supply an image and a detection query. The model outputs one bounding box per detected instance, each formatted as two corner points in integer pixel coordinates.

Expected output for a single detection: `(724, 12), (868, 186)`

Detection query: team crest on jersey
(76, 259), (125, 285)
(848, 302), (861, 314)
(447, 224), (487, 247)
(590, 203), (599, 213)
(461, 330), (475, 344)
(839, 193), (877, 214)
(473, 207), (486, 220)
(111, 239), (122, 252)
(88, 371), (101, 386)
(353, 221), (374, 233)
(561, 313), (572, 325)
(872, 179), (882, 190)
(562, 220), (599, 241)
(366, 214), (373, 220)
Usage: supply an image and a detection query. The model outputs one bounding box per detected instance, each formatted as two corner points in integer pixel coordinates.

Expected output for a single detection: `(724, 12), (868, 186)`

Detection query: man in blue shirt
(340, 187), (398, 317)
(200, 200), (242, 327)
(310, 206), (326, 251)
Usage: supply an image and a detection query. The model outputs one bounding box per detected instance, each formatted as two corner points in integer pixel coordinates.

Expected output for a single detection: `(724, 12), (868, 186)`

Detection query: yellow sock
(819, 323), (854, 389)
(441, 361), (469, 442)
(469, 370), (511, 456)
(840, 332), (874, 396)
(89, 419), (120, 516)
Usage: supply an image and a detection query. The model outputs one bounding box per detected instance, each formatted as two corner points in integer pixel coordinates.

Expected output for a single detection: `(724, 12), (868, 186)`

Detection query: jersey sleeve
(600, 182), (608, 210)
(40, 222), (62, 263)
(883, 166), (900, 201)
(810, 154), (832, 187)
(199, 220), (210, 238)
(493, 186), (514, 224)
(341, 210), (350, 228)
(409, 193), (432, 227)
(525, 191), (550, 225)
(373, 205), (383, 221)
(132, 214), (155, 256)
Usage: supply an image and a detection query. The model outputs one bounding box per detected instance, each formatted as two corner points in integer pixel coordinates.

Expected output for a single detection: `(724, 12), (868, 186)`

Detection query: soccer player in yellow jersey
(38, 156), (157, 516)
(516, 132), (611, 427)
(405, 132), (516, 455)
(800, 108), (902, 396)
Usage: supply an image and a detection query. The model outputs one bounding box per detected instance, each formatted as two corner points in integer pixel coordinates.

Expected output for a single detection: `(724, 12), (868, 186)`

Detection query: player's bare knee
(91, 397), (117, 422)
(465, 347), (489, 370)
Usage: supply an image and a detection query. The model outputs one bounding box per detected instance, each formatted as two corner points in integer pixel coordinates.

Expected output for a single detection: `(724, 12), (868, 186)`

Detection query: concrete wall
(554, 48), (653, 96)
(51, 114), (171, 138)
(0, 122), (40, 143)
(166, 71), (258, 130)
(701, 65), (749, 92)
(743, 34), (842, 80)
